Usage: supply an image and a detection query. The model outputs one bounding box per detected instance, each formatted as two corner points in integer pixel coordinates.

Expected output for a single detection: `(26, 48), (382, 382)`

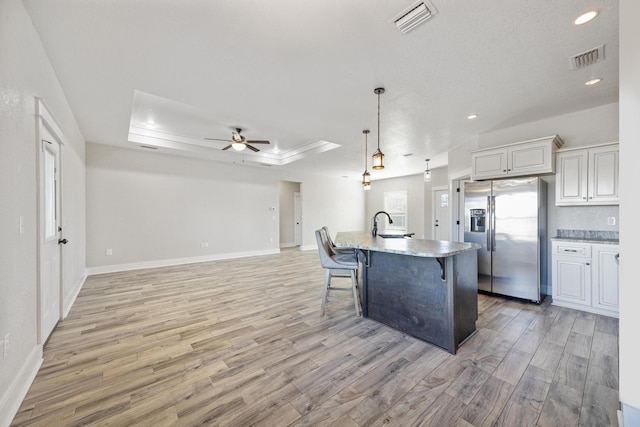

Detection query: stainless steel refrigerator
(463, 177), (546, 303)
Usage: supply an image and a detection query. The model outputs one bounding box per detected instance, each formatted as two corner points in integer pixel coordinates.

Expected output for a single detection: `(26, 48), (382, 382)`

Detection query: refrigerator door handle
(490, 195), (496, 252)
(486, 196), (491, 251)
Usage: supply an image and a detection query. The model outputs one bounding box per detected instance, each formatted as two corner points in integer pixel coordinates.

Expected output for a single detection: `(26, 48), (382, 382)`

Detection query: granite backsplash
(556, 229), (619, 241)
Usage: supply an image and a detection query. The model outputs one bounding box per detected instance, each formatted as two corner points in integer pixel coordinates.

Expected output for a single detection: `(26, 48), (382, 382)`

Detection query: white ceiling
(23, 0), (619, 180)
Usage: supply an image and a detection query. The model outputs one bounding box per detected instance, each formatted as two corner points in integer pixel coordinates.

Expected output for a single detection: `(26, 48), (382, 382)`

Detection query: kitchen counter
(552, 229), (619, 245)
(551, 236), (619, 244)
(335, 231), (481, 257)
(335, 231), (481, 354)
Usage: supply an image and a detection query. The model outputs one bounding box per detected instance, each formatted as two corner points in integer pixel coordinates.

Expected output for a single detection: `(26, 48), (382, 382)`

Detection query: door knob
(58, 238), (68, 245)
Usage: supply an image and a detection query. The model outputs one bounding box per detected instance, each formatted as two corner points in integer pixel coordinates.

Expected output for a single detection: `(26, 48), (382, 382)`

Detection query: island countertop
(335, 231), (481, 258)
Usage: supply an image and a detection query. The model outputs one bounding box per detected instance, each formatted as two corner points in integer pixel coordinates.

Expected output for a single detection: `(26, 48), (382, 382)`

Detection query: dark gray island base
(335, 232), (481, 354)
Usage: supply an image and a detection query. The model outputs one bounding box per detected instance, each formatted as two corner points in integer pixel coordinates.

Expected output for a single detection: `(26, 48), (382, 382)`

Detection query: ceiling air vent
(394, 2), (437, 34)
(139, 145), (158, 150)
(569, 45), (605, 70)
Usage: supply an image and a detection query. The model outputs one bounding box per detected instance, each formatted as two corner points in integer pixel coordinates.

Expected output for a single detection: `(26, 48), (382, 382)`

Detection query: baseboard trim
(86, 249), (281, 276)
(63, 273), (87, 318)
(300, 244), (317, 251)
(0, 345), (43, 427)
(279, 242), (297, 248)
(551, 299), (619, 318)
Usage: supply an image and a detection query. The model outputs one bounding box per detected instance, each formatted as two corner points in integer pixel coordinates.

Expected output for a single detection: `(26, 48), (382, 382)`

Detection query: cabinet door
(556, 150), (588, 205)
(588, 146), (619, 204)
(471, 148), (508, 179)
(591, 244), (619, 313)
(508, 139), (553, 176)
(553, 255), (591, 306)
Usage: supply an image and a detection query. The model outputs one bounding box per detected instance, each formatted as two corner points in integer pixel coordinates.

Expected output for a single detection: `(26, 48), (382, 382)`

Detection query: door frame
(36, 98), (65, 344)
(294, 191), (302, 246)
(449, 168), (471, 242)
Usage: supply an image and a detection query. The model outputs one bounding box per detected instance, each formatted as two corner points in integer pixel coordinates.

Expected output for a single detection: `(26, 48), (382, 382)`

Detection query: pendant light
(372, 87), (385, 170)
(362, 130), (371, 190)
(424, 158), (431, 182)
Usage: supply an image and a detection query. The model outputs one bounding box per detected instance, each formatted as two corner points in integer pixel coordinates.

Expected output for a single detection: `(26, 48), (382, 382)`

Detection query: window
(384, 190), (407, 232)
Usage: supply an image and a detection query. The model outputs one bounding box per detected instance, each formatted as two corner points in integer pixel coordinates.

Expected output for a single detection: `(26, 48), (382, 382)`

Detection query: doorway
(38, 121), (63, 344)
(278, 181), (301, 248)
(432, 186), (450, 240)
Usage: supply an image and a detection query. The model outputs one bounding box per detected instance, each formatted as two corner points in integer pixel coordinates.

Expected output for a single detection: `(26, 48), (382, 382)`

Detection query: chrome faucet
(371, 211), (393, 237)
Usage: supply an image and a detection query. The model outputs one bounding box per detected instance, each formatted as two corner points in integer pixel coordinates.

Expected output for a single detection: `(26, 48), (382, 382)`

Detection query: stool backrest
(315, 229), (334, 269)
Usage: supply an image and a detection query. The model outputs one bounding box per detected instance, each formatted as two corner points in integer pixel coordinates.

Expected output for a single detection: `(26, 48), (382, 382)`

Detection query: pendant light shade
(424, 158), (431, 182)
(362, 130), (371, 190)
(372, 87), (385, 170)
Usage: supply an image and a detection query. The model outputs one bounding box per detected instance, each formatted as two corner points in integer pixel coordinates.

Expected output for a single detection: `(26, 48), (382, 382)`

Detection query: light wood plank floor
(12, 249), (619, 426)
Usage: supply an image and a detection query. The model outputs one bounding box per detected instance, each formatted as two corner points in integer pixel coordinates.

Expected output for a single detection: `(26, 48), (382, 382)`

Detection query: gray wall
(0, 0), (86, 421)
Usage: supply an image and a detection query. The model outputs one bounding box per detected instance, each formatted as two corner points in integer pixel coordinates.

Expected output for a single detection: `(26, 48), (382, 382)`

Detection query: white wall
(0, 1), (86, 424)
(300, 176), (365, 250)
(365, 174), (425, 239)
(477, 102), (619, 150)
(86, 143), (365, 265)
(619, 0), (640, 422)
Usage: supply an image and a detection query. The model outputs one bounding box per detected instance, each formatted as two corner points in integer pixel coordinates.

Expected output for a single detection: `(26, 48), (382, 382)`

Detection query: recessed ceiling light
(574, 10), (598, 25)
(403, 153), (414, 157)
(145, 120), (157, 129)
(467, 114), (478, 120)
(585, 78), (603, 86)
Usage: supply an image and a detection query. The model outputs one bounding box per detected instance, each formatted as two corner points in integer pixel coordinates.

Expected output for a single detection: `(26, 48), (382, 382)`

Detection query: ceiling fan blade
(246, 140), (270, 144)
(221, 144), (233, 150)
(205, 138), (232, 142)
(245, 144), (260, 152)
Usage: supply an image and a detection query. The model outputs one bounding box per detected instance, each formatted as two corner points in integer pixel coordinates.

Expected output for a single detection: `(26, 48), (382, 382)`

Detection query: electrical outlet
(607, 217), (616, 226)
(19, 216), (24, 235)
(105, 249), (113, 256)
(200, 242), (209, 248)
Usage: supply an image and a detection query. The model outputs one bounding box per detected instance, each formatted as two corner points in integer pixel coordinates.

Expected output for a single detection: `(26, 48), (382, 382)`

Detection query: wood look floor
(12, 249), (619, 426)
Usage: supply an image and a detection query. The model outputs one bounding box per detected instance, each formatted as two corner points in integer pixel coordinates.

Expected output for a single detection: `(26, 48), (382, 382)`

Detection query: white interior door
(39, 130), (62, 343)
(433, 187), (450, 241)
(294, 192), (302, 246)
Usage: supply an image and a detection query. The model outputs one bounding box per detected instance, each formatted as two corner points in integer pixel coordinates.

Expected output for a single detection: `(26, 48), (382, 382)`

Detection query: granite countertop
(551, 229), (619, 245)
(551, 236), (619, 244)
(335, 231), (481, 258)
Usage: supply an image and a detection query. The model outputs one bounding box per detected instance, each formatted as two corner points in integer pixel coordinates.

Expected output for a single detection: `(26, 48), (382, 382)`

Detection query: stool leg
(320, 269), (331, 316)
(350, 270), (361, 317)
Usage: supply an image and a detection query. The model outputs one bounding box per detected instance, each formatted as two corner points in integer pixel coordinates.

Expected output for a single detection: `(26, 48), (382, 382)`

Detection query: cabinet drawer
(553, 242), (591, 257)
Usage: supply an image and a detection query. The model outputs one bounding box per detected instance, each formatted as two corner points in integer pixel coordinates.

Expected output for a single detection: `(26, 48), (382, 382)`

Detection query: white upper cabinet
(471, 135), (564, 180)
(556, 143), (619, 205)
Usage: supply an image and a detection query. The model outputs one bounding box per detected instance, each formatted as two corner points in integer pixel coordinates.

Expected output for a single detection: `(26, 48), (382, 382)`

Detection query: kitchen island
(335, 232), (481, 354)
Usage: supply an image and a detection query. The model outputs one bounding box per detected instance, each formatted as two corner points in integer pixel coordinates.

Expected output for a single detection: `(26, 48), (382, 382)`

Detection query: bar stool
(315, 229), (361, 317)
(321, 226), (355, 256)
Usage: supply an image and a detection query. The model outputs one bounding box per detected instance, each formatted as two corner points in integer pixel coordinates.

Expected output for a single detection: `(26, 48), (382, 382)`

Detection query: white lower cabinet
(551, 241), (619, 317)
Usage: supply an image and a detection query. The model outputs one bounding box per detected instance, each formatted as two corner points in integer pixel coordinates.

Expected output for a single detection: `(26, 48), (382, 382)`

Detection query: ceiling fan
(205, 128), (270, 152)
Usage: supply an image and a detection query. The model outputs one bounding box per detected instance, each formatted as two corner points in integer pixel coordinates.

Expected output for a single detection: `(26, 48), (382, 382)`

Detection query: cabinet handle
(586, 262), (590, 266)
(583, 197), (587, 200)
(503, 170), (506, 172)
(615, 253), (620, 265)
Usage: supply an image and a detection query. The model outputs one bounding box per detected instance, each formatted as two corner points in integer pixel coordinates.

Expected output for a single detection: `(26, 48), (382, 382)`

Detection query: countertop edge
(335, 231), (482, 258)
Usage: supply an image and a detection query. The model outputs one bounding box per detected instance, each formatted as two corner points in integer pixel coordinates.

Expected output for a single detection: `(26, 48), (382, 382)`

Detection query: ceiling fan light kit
(372, 87), (385, 170)
(205, 127), (270, 152)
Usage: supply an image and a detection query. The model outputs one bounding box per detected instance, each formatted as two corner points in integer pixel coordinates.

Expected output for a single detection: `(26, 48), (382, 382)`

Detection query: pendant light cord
(377, 92), (381, 151)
